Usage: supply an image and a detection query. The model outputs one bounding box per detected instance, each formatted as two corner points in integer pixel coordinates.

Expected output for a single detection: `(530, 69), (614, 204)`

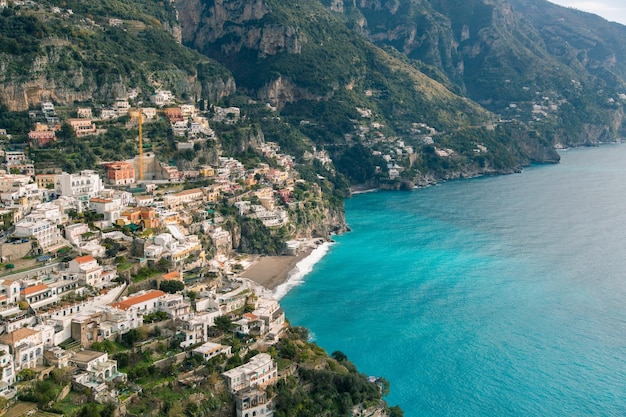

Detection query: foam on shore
(273, 242), (334, 300)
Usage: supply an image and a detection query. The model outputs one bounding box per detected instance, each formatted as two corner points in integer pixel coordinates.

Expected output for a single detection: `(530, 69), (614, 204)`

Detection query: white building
(100, 109), (117, 120)
(0, 344), (15, 385)
(20, 282), (59, 309)
(64, 223), (89, 246)
(141, 107), (157, 120)
(0, 328), (44, 371)
(64, 223), (104, 257)
(150, 90), (174, 106)
(114, 99), (130, 116)
(55, 171), (104, 211)
(162, 188), (204, 210)
(14, 218), (64, 251)
(179, 310), (222, 348)
(41, 102), (55, 114)
(135, 195), (154, 207)
(67, 255), (103, 287)
(29, 202), (66, 225)
(4, 151), (27, 166)
(192, 341), (231, 361)
(157, 293), (191, 319)
(0, 346), (16, 399)
(71, 350), (126, 401)
(222, 353), (277, 393)
(110, 290), (166, 318)
(145, 228), (202, 266)
(0, 181), (42, 209)
(235, 388), (273, 417)
(0, 280), (20, 306)
(89, 197), (121, 228)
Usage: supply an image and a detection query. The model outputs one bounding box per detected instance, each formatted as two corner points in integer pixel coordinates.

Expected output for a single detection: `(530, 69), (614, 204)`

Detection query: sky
(547, 1), (626, 25)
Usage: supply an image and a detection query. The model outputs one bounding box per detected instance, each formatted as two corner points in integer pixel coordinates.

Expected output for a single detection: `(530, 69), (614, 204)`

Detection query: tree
(157, 257), (173, 272)
(77, 403), (101, 417)
(214, 316), (232, 334)
(160, 280), (184, 294)
(17, 368), (36, 380)
(389, 405), (404, 417)
(378, 377), (391, 397)
(122, 328), (142, 347)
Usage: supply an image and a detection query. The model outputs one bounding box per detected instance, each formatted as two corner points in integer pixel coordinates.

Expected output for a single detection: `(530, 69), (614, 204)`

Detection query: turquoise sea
(280, 145), (626, 416)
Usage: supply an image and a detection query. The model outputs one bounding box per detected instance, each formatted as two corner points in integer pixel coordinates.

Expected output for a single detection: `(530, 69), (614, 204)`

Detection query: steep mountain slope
(177, 0), (559, 186)
(0, 0), (234, 111)
(331, 0), (626, 145)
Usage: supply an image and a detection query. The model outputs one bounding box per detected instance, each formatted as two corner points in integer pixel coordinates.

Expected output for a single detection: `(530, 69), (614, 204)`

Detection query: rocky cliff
(0, 3), (235, 111)
(177, 0), (301, 59)
(330, 0), (626, 146)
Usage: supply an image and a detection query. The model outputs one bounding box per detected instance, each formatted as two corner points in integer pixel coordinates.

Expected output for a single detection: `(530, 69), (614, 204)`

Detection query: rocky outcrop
(257, 76), (324, 109)
(0, 68), (235, 112)
(0, 81), (95, 112)
(0, 3), (236, 112)
(177, 0), (301, 58)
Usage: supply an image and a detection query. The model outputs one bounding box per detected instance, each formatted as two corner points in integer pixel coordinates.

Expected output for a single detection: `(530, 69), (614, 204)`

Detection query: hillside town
(0, 94), (339, 416)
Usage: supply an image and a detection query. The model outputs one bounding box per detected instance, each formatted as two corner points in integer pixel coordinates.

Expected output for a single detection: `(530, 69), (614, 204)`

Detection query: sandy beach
(240, 248), (314, 290)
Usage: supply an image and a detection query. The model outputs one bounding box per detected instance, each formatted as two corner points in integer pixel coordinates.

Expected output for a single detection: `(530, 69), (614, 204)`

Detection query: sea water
(279, 145), (626, 416)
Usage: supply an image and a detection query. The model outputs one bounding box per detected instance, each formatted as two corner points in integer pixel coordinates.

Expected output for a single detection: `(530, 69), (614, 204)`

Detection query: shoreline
(240, 240), (333, 299)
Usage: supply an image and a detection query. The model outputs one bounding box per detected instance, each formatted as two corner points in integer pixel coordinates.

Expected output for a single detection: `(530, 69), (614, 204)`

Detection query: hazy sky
(548, 1), (626, 25)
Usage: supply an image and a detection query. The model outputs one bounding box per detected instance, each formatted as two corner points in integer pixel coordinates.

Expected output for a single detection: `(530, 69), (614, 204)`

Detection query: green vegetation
(270, 327), (399, 416)
(159, 280), (184, 294)
(0, 0), (231, 97)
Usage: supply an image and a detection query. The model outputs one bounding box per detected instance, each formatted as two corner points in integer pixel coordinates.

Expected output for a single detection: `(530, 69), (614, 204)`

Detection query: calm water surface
(280, 145), (626, 416)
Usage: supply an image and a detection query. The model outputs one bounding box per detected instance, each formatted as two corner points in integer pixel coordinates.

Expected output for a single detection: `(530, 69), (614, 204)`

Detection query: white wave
(351, 188), (379, 195)
(273, 242), (334, 300)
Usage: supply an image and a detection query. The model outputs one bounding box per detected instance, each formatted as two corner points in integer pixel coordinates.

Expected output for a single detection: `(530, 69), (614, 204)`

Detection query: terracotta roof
(162, 272), (180, 280)
(110, 290), (165, 310)
(244, 313), (259, 321)
(89, 197), (113, 203)
(0, 295), (7, 302)
(2, 280), (15, 286)
(74, 255), (96, 264)
(0, 328), (38, 345)
(21, 283), (49, 296)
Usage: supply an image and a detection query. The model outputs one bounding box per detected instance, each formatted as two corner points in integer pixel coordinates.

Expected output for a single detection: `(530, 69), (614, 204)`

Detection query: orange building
(139, 207), (158, 229)
(119, 208), (142, 224)
(67, 118), (97, 137)
(28, 130), (56, 147)
(35, 174), (56, 189)
(104, 161), (135, 185)
(164, 108), (184, 123)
